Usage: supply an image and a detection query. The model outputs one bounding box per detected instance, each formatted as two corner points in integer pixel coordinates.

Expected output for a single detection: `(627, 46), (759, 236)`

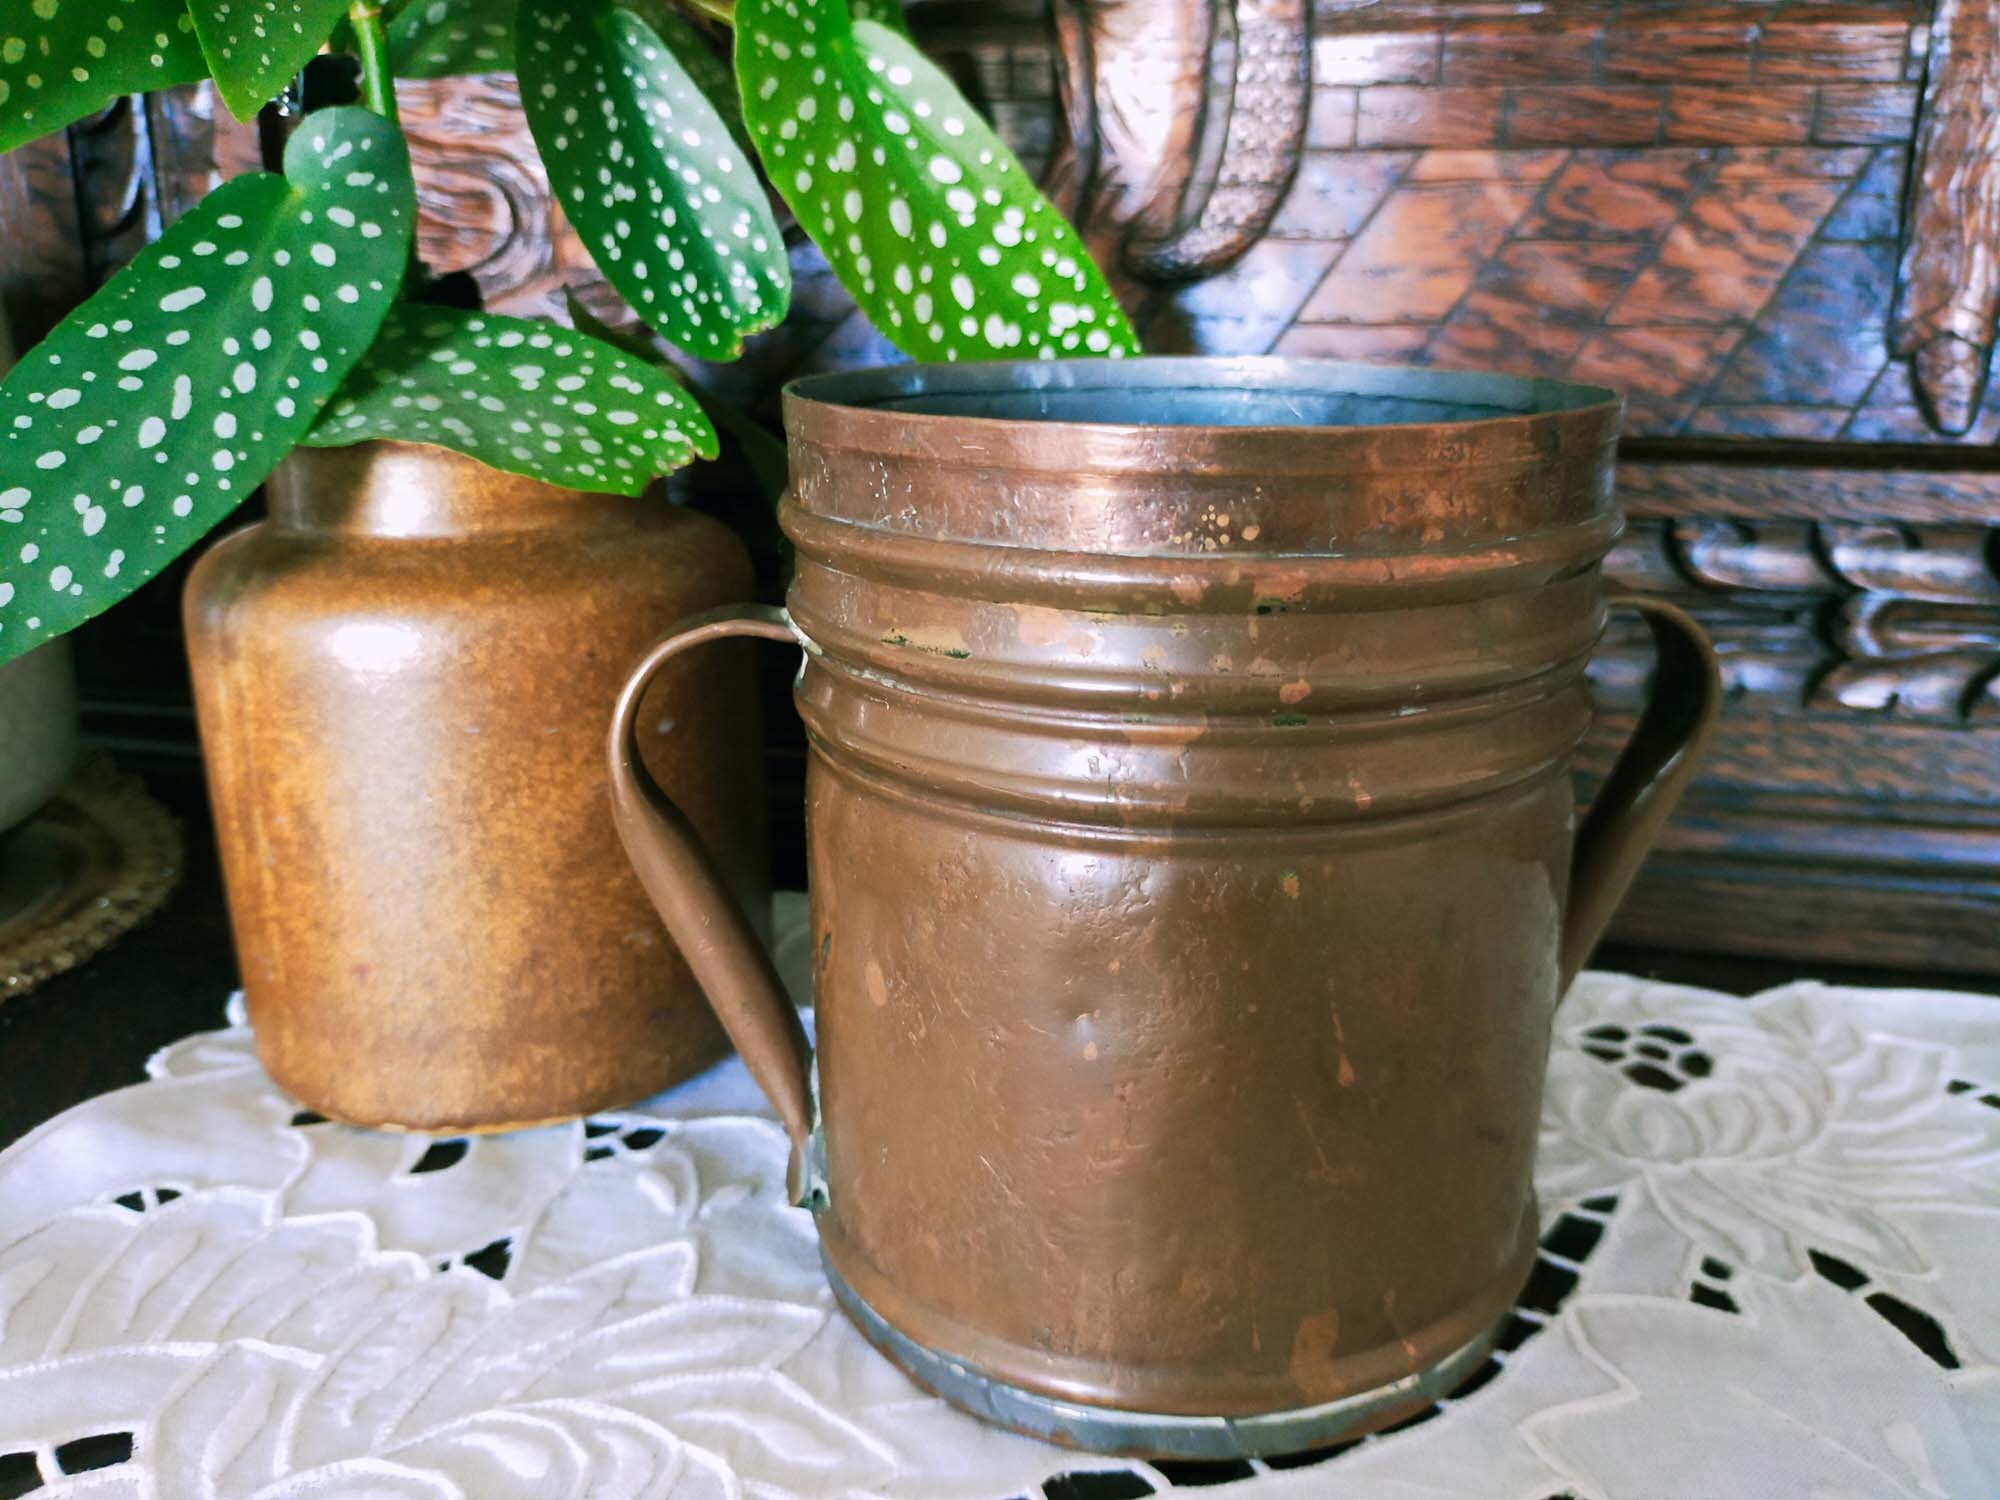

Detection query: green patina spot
(942, 648), (972, 659)
(1272, 713), (1308, 728)
(881, 633), (909, 646)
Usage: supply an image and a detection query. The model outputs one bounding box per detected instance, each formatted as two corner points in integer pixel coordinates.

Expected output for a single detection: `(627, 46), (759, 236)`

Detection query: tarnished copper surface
(610, 357), (1718, 1450)
(188, 442), (766, 1131)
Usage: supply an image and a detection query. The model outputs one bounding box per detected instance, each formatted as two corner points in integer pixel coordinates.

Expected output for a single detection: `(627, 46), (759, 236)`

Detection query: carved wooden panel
(1577, 448), (2000, 972)
(1600, 513), (2000, 723)
(1135, 2), (1999, 444)
(1893, 0), (2000, 433)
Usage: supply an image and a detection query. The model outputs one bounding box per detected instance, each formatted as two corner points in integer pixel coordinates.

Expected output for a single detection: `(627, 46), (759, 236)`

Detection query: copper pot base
(825, 1258), (1502, 1460)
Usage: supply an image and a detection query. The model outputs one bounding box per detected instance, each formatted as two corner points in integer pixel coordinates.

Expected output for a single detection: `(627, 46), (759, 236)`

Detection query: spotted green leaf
(189, 0), (352, 119)
(0, 107), (414, 663)
(737, 0), (1137, 361)
(305, 305), (717, 492)
(847, 0), (909, 38)
(564, 289), (788, 499)
(0, 0), (210, 154)
(387, 0), (515, 77)
(520, 0), (789, 361)
(624, 0), (756, 158)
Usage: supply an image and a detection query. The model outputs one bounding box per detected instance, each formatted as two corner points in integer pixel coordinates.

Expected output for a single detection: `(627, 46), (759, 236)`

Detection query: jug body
(190, 442), (767, 1130)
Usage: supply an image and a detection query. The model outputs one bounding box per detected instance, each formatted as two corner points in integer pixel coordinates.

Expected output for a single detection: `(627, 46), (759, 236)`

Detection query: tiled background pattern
(1139, 2), (1974, 443)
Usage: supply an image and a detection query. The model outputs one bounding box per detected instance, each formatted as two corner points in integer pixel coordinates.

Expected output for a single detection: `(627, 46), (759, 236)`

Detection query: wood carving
(1604, 517), (2000, 722)
(1125, 0), (1312, 283)
(395, 75), (598, 323)
(1892, 0), (2000, 435)
(1044, 0), (1213, 268)
(1046, 0), (1310, 290)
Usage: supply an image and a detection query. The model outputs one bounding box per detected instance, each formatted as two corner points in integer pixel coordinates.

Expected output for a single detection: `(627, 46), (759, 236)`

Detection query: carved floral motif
(1605, 517), (2000, 722)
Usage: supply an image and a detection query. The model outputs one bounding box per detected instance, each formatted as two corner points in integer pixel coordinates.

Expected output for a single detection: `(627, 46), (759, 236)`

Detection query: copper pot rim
(783, 356), (1624, 475)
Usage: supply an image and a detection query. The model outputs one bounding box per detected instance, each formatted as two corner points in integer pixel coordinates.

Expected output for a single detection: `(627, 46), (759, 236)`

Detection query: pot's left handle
(609, 603), (818, 1200)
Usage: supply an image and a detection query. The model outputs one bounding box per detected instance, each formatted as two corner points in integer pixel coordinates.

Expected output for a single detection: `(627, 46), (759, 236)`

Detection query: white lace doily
(2, 895), (1997, 1499)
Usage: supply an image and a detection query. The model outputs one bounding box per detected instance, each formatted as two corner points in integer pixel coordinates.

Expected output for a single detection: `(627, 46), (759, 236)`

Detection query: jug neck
(268, 441), (639, 539)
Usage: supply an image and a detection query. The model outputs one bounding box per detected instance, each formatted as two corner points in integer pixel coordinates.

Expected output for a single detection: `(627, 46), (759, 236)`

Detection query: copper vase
(608, 359), (1719, 1457)
(187, 441), (767, 1131)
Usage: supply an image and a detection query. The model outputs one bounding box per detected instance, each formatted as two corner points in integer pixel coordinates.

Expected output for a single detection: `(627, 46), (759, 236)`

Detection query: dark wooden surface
(1, 753), (1990, 1157)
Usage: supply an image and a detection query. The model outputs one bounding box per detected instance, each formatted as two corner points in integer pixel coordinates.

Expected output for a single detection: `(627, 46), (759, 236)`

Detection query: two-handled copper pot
(609, 358), (1719, 1458)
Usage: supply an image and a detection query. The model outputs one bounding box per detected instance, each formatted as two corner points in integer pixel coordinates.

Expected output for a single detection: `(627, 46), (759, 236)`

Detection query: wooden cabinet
(6, 0), (1999, 972)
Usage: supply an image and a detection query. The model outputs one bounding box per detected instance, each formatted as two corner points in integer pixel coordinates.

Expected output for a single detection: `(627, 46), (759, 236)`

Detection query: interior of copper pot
(788, 356), (1617, 432)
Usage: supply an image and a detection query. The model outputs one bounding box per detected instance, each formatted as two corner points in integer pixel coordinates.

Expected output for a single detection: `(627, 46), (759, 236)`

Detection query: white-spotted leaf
(304, 305), (717, 492)
(0, 107), (414, 662)
(189, 0), (353, 119)
(520, 0), (790, 361)
(736, 0), (1138, 361)
(0, 0), (210, 154)
(847, 0), (909, 37)
(388, 0), (515, 77)
(624, 0), (756, 159)
(564, 288), (789, 499)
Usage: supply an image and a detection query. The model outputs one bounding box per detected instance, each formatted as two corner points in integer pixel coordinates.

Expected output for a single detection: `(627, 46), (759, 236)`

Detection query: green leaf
(387, 0), (515, 76)
(0, 106), (414, 662)
(189, 0), (352, 119)
(621, 0), (755, 159)
(0, 0), (210, 154)
(520, 0), (789, 361)
(847, 0), (908, 38)
(737, 0), (1138, 361)
(563, 286), (672, 366)
(305, 305), (717, 491)
(564, 288), (789, 501)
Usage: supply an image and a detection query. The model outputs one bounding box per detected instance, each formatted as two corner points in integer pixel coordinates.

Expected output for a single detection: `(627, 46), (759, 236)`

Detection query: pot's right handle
(1560, 597), (1722, 992)
(609, 603), (818, 1198)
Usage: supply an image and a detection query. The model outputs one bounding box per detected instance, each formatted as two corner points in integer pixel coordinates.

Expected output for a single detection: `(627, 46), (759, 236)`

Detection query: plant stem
(347, 1), (399, 123)
(679, 0), (736, 28)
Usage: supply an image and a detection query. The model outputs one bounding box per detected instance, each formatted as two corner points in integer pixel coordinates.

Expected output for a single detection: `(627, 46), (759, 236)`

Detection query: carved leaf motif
(1891, 0), (2000, 434)
(0, 108), (414, 663)
(0, 0), (210, 154)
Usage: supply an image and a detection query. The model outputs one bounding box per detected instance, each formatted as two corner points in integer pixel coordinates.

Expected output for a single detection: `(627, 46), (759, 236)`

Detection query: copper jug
(608, 359), (1719, 1457)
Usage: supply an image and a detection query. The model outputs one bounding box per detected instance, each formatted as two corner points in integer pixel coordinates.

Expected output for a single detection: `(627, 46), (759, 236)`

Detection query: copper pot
(608, 359), (1719, 1457)
(187, 441), (767, 1131)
